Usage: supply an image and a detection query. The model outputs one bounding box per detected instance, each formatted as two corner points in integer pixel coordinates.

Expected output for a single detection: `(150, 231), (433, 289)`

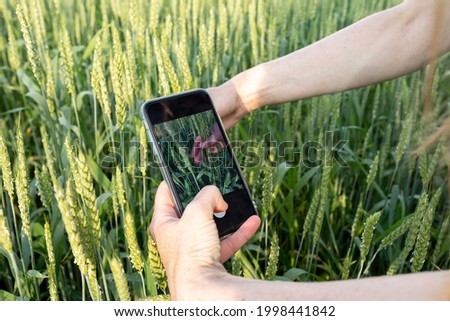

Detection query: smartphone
(141, 89), (258, 237)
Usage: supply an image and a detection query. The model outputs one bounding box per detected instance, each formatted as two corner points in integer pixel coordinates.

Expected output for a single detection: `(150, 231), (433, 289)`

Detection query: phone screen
(142, 90), (256, 237)
(154, 109), (244, 209)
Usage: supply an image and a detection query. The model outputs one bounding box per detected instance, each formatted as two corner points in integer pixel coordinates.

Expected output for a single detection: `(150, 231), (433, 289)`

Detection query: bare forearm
(231, 1), (450, 111)
(209, 271), (450, 301)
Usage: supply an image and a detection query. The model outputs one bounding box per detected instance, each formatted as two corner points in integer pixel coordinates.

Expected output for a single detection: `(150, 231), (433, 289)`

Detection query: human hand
(207, 81), (251, 130)
(191, 123), (226, 164)
(150, 181), (260, 300)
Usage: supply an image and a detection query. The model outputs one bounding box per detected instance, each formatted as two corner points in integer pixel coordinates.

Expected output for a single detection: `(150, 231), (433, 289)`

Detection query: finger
(200, 140), (213, 151)
(192, 136), (202, 164)
(184, 185), (228, 221)
(199, 137), (214, 149)
(194, 152), (202, 164)
(150, 181), (179, 238)
(211, 124), (225, 145)
(220, 215), (261, 263)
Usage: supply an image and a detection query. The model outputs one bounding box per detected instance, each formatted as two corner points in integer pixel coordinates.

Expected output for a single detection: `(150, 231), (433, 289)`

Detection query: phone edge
(140, 99), (185, 217)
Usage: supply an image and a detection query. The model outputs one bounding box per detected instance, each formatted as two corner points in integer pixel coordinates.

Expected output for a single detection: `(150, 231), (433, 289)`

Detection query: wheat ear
(265, 232), (280, 280)
(0, 208), (13, 254)
(44, 220), (58, 301)
(35, 166), (54, 210)
(16, 3), (44, 86)
(15, 127), (31, 240)
(110, 254), (131, 301)
(410, 187), (442, 272)
(147, 236), (167, 292)
(0, 132), (14, 200)
(358, 211), (383, 277)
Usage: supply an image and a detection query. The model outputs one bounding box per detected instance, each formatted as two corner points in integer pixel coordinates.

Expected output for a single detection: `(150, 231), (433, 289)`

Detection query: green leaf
(76, 91), (93, 111)
(25, 90), (46, 107)
(144, 265), (158, 297)
(0, 247), (11, 259)
(21, 234), (31, 269)
(0, 107), (28, 117)
(0, 290), (16, 301)
(224, 172), (231, 188)
(96, 192), (112, 209)
(82, 27), (109, 60)
(275, 268), (307, 282)
(59, 113), (81, 139)
(32, 221), (45, 238)
(17, 68), (40, 92)
(53, 219), (66, 270)
(86, 155), (111, 190)
(27, 270), (48, 279)
(293, 167), (320, 195)
(273, 162), (291, 197)
(274, 162), (291, 186)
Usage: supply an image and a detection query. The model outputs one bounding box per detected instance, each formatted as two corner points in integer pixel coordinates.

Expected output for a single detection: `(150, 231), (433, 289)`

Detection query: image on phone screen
(154, 110), (244, 209)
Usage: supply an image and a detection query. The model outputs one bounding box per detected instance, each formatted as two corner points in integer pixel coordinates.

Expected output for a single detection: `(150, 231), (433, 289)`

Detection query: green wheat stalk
(16, 3), (44, 86)
(44, 220), (58, 301)
(366, 152), (379, 192)
(6, 23), (21, 71)
(358, 211), (382, 277)
(15, 127), (31, 241)
(265, 232), (280, 280)
(125, 30), (137, 103)
(124, 209), (144, 273)
(44, 53), (56, 118)
(59, 27), (77, 98)
(147, 236), (167, 293)
(431, 210), (450, 264)
(35, 166), (54, 210)
(110, 254), (131, 301)
(0, 132), (14, 200)
(387, 191), (428, 276)
(0, 208), (13, 254)
(410, 187), (442, 272)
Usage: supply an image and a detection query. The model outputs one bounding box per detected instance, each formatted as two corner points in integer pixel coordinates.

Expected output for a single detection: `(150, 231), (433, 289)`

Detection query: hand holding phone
(150, 181), (260, 299)
(141, 89), (258, 237)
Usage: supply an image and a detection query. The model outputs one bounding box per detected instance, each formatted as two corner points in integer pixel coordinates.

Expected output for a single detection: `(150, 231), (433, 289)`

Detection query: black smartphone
(141, 89), (258, 237)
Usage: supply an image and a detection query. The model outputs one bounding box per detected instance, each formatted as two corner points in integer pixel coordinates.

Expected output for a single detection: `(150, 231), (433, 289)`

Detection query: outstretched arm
(151, 182), (450, 300)
(202, 269), (450, 300)
(211, 0), (450, 128)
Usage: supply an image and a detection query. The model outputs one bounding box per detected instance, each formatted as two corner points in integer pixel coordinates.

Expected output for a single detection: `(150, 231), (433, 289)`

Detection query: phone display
(141, 89), (257, 237)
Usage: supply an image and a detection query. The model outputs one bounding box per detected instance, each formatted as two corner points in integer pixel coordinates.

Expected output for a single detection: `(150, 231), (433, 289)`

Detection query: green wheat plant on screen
(0, 0), (449, 301)
(155, 110), (243, 207)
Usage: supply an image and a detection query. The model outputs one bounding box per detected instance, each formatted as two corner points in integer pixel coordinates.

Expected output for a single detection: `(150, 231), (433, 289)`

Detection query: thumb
(183, 185), (228, 221)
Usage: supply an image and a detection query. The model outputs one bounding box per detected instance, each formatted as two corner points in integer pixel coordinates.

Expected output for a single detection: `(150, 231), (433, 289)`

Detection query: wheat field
(0, 0), (449, 301)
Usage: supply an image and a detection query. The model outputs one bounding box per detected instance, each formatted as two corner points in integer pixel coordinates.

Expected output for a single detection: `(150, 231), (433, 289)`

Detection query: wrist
(170, 265), (239, 300)
(216, 80), (251, 119)
(229, 63), (269, 112)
